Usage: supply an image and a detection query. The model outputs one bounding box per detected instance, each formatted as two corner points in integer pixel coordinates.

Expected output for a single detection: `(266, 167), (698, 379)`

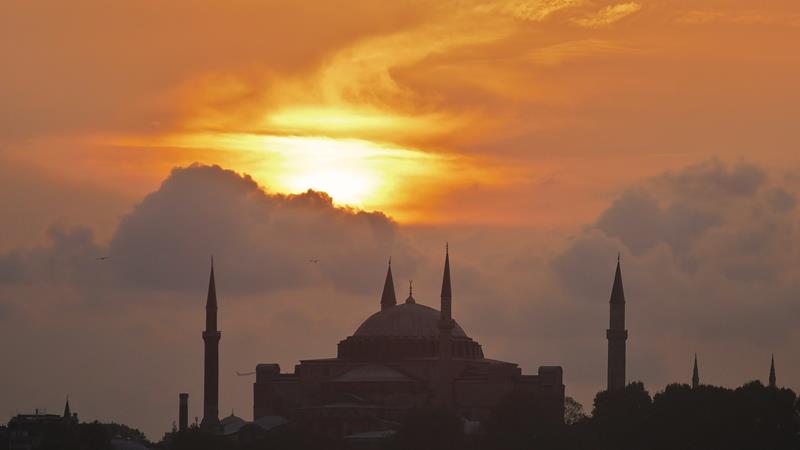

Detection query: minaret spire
(692, 354), (700, 389)
(206, 256), (217, 328)
(769, 354), (776, 388)
(63, 396), (71, 419)
(606, 256), (628, 391)
(438, 243), (454, 407)
(380, 258), (397, 310)
(201, 258), (221, 431)
(440, 243), (452, 313)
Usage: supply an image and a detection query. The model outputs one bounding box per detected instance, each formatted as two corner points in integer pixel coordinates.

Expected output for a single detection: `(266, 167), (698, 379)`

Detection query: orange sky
(3, 0), (799, 233)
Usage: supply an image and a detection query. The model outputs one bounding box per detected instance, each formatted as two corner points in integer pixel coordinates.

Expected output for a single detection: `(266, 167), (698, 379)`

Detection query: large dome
(354, 302), (468, 338)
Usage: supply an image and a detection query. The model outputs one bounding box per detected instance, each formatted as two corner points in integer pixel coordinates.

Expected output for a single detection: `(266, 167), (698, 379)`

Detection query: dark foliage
(37, 421), (110, 450)
(563, 396), (587, 425)
(477, 381), (800, 450)
(590, 381), (653, 449)
(102, 422), (150, 444)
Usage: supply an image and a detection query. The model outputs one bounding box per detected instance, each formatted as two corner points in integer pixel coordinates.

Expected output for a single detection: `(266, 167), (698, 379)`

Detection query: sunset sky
(1, 0), (799, 439)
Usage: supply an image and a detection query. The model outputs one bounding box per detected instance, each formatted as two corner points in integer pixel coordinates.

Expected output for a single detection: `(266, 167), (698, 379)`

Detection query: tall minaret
(380, 258), (397, 310)
(63, 396), (71, 419)
(438, 244), (454, 407)
(769, 355), (776, 388)
(606, 255), (628, 391)
(692, 354), (700, 389)
(201, 259), (221, 430)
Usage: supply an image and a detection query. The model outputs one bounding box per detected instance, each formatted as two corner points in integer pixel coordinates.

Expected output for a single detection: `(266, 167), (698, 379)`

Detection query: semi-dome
(354, 302), (468, 338)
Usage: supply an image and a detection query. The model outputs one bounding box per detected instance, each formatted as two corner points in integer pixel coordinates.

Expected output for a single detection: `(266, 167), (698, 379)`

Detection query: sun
(285, 168), (375, 206)
(160, 132), (445, 210)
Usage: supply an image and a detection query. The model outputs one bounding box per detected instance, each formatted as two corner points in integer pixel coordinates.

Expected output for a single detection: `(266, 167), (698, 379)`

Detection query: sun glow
(154, 132), (451, 212)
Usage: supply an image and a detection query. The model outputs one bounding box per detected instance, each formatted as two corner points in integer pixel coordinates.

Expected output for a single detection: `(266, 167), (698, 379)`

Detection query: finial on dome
(405, 280), (416, 304)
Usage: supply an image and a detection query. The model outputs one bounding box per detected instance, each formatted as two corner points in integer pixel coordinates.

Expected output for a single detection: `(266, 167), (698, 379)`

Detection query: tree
(100, 422), (149, 444)
(564, 397), (587, 425)
(78, 422), (111, 450)
(591, 382), (652, 450)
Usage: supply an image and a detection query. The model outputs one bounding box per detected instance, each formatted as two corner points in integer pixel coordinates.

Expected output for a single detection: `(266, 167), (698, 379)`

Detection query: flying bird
(236, 371), (256, 377)
(96, 256), (110, 261)
(309, 259), (320, 264)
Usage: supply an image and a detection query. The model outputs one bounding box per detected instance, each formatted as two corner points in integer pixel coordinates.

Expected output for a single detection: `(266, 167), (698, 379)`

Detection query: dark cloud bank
(0, 160), (797, 439)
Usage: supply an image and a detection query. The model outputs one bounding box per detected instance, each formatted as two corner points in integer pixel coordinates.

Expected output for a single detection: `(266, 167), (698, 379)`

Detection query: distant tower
(179, 393), (189, 432)
(63, 397), (77, 423)
(692, 354), (700, 389)
(606, 255), (628, 391)
(380, 259), (397, 310)
(769, 355), (776, 388)
(438, 244), (454, 407)
(201, 259), (221, 430)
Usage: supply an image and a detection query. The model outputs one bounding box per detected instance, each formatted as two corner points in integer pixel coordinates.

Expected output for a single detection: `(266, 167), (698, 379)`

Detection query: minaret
(769, 355), (776, 388)
(380, 258), (397, 310)
(438, 244), (454, 407)
(692, 354), (700, 389)
(606, 254), (628, 391)
(200, 258), (221, 430)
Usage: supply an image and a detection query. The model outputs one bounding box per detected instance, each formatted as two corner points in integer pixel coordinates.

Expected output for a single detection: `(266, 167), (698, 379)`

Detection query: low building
(7, 400), (75, 450)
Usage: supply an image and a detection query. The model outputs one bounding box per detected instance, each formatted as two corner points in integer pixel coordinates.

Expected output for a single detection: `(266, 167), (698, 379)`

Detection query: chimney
(179, 393), (189, 432)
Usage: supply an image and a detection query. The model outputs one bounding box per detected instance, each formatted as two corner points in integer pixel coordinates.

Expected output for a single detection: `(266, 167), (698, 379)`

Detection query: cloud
(557, 159), (799, 335)
(107, 164), (421, 296)
(592, 161), (795, 273)
(572, 2), (641, 28)
(495, 0), (586, 22)
(677, 10), (800, 27)
(0, 163), (424, 303)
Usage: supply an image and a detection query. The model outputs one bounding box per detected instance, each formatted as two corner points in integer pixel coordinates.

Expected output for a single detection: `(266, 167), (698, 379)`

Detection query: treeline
(389, 380), (800, 450)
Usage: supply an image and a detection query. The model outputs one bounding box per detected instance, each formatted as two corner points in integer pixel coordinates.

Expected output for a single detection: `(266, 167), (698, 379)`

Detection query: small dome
(354, 302), (467, 338)
(221, 414), (247, 436)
